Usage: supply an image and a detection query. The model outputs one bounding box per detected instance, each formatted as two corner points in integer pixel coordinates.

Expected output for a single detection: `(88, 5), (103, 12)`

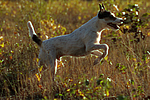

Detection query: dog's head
(98, 4), (123, 30)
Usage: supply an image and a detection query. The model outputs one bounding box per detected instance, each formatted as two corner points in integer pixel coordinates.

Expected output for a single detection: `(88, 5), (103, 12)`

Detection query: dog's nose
(119, 19), (124, 23)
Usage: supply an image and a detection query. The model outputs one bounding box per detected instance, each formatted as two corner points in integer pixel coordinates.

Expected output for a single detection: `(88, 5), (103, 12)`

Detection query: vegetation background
(0, 0), (150, 99)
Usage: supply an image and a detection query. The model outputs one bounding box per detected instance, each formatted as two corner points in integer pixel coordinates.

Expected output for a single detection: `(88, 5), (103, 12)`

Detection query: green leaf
(16, 43), (19, 47)
(142, 13), (149, 17)
(0, 59), (4, 63)
(99, 74), (104, 78)
(96, 78), (103, 85)
(59, 94), (63, 96)
(117, 95), (128, 100)
(85, 79), (89, 86)
(131, 80), (134, 85)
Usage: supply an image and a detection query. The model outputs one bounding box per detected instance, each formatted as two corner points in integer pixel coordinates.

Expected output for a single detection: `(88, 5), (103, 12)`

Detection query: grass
(0, 0), (150, 99)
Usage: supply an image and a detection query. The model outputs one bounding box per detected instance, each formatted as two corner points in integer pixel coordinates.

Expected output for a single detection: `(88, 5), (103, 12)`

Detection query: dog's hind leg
(46, 53), (57, 81)
(37, 49), (56, 81)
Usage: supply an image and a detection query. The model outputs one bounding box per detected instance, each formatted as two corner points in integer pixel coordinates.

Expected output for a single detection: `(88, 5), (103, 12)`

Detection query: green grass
(0, 0), (150, 99)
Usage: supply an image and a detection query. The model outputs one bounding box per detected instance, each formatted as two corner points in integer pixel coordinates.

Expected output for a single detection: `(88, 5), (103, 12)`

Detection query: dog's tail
(27, 21), (42, 46)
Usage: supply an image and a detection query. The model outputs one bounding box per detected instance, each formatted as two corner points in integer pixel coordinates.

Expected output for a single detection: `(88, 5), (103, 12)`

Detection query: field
(0, 0), (150, 99)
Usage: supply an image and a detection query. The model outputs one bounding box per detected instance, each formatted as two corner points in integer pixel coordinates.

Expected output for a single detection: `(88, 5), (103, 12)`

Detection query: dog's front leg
(91, 50), (103, 56)
(93, 54), (105, 65)
(86, 44), (109, 65)
(94, 44), (109, 65)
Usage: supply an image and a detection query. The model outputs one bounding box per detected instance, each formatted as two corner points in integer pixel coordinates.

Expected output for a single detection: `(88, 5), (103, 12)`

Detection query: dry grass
(0, 0), (150, 99)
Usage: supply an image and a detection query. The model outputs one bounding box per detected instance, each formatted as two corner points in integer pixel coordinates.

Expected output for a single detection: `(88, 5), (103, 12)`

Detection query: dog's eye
(109, 15), (116, 20)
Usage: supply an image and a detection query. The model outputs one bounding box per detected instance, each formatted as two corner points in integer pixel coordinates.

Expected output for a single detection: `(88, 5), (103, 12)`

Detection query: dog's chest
(95, 32), (101, 43)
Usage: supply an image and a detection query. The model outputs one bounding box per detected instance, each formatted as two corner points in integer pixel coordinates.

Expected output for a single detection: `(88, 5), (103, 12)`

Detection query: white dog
(27, 4), (123, 80)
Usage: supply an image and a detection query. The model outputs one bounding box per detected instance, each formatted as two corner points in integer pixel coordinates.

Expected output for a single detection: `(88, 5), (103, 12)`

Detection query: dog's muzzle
(107, 18), (124, 29)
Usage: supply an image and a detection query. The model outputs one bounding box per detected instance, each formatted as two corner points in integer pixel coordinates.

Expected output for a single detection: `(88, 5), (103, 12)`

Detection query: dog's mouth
(107, 23), (120, 29)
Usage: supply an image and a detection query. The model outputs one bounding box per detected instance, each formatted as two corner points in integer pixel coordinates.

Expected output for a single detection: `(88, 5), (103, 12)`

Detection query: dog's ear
(99, 4), (102, 12)
(102, 3), (105, 11)
(99, 3), (105, 12)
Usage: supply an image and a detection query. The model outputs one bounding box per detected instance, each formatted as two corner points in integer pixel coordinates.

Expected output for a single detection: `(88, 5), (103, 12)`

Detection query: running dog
(27, 4), (123, 80)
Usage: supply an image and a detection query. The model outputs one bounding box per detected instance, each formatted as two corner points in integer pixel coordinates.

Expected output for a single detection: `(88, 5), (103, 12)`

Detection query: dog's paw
(93, 58), (99, 65)
(93, 56), (103, 65)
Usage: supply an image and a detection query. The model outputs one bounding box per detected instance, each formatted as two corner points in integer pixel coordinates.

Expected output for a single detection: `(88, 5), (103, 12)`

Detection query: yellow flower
(0, 36), (3, 41)
(0, 42), (4, 47)
(35, 73), (41, 82)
